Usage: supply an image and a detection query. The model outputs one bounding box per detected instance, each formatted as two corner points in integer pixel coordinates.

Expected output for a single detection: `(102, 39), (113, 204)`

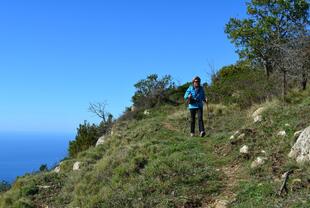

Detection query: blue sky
(0, 0), (247, 134)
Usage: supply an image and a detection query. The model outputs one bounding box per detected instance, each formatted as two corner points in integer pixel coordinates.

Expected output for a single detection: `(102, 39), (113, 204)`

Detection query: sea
(0, 132), (74, 183)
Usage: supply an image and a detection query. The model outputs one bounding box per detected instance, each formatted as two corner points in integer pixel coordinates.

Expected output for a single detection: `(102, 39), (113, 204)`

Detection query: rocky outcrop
(240, 145), (249, 154)
(96, 135), (106, 147)
(289, 126), (310, 163)
(252, 107), (265, 123)
(54, 166), (61, 173)
(73, 161), (81, 171)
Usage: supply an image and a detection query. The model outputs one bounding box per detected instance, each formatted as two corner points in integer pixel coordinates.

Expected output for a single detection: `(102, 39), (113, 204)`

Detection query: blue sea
(0, 132), (74, 183)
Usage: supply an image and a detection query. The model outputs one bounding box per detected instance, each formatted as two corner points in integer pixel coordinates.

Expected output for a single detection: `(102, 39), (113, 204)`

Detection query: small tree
(39, 164), (48, 172)
(132, 74), (175, 109)
(270, 32), (310, 100)
(88, 102), (111, 123)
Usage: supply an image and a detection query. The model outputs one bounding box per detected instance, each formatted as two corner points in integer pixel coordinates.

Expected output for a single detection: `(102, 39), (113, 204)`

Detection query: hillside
(1, 88), (310, 208)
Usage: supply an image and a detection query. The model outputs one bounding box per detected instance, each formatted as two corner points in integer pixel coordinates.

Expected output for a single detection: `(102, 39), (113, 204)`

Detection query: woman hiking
(184, 76), (208, 137)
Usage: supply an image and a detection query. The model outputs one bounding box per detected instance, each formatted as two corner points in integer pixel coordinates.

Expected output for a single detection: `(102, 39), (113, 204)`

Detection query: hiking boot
(190, 133), (195, 137)
(200, 131), (206, 137)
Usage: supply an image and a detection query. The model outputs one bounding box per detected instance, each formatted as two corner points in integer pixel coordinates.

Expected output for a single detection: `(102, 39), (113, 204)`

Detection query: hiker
(184, 76), (208, 137)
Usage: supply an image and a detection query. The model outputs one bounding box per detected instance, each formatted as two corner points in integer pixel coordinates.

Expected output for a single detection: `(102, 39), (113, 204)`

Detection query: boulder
(252, 107), (265, 123)
(95, 135), (106, 147)
(289, 126), (310, 163)
(251, 157), (267, 169)
(240, 145), (249, 154)
(54, 166), (61, 173)
(73, 161), (81, 171)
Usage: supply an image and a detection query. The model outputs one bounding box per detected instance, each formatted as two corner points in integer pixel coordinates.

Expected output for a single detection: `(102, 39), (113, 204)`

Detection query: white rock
(277, 130), (287, 137)
(144, 110), (150, 115)
(131, 105), (137, 112)
(73, 161), (81, 171)
(254, 115), (263, 123)
(38, 185), (51, 189)
(289, 126), (310, 163)
(229, 131), (240, 140)
(95, 135), (106, 147)
(240, 145), (249, 154)
(237, 133), (246, 140)
(54, 166), (61, 173)
(285, 123), (290, 127)
(252, 107), (265, 123)
(261, 150), (267, 154)
(251, 157), (267, 169)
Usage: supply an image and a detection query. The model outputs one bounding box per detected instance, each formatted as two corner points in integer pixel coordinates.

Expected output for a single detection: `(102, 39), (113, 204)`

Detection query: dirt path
(202, 162), (240, 208)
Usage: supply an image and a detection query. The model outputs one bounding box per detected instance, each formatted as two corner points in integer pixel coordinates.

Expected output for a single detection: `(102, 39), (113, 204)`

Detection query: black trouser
(190, 107), (205, 134)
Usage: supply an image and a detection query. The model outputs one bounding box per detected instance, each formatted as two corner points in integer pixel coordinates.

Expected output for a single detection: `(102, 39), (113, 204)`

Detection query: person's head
(192, 76), (201, 88)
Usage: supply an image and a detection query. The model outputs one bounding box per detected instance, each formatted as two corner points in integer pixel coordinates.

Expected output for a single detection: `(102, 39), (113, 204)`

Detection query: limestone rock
(131, 105), (137, 112)
(54, 166), (61, 173)
(229, 130), (240, 141)
(251, 157), (267, 168)
(144, 110), (150, 115)
(73, 161), (81, 171)
(277, 130), (287, 137)
(254, 115), (263, 123)
(252, 107), (265, 123)
(96, 135), (106, 146)
(289, 126), (310, 163)
(237, 133), (245, 140)
(240, 145), (249, 154)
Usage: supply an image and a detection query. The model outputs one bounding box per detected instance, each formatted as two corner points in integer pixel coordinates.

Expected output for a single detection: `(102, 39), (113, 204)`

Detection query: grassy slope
(1, 89), (310, 208)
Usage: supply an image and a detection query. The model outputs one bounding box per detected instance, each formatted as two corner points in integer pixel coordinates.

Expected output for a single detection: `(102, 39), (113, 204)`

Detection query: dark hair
(192, 76), (201, 84)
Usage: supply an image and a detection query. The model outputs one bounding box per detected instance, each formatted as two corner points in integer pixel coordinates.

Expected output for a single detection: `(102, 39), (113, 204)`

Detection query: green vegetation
(0, 0), (309, 207)
(1, 87), (310, 207)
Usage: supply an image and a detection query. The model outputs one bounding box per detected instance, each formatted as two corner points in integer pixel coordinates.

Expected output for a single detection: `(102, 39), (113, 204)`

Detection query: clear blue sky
(0, 0), (247, 134)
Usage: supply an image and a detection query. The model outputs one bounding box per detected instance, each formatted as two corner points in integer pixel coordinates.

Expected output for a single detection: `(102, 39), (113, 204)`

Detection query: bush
(0, 181), (10, 193)
(68, 121), (101, 158)
(206, 61), (280, 108)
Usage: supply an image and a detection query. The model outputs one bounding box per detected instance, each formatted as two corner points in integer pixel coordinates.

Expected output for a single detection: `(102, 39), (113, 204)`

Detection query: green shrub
(206, 61), (280, 108)
(68, 121), (100, 158)
(0, 181), (10, 193)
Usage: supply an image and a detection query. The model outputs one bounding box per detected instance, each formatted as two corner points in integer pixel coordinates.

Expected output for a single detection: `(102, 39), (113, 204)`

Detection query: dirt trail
(202, 163), (240, 208)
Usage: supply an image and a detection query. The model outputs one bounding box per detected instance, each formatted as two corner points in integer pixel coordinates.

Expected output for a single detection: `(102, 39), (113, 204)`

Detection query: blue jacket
(184, 85), (206, 109)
